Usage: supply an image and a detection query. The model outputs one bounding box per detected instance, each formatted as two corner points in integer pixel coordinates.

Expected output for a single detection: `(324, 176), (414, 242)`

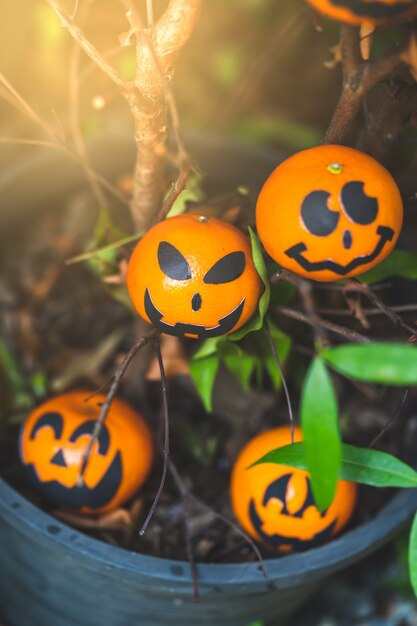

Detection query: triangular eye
(158, 242), (191, 281)
(204, 251), (245, 284)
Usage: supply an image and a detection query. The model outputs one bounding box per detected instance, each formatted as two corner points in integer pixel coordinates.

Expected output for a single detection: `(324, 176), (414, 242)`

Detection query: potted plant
(1, 2), (417, 626)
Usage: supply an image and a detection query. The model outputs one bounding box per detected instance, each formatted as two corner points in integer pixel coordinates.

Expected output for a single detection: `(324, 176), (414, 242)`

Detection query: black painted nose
(343, 229), (352, 250)
(191, 293), (202, 312)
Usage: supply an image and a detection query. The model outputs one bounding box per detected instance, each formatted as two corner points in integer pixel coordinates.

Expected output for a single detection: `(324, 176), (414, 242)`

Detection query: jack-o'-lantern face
(127, 214), (263, 339)
(19, 391), (154, 514)
(230, 426), (357, 552)
(306, 0), (417, 25)
(256, 145), (403, 282)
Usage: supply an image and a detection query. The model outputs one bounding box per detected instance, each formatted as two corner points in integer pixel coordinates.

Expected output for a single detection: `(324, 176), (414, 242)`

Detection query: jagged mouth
(285, 225), (394, 276)
(145, 288), (245, 338)
(24, 451), (122, 510)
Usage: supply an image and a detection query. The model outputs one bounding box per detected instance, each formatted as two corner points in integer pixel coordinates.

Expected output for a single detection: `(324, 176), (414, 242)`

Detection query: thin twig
(68, 0), (107, 210)
(317, 303), (417, 317)
(146, 0), (154, 27)
(140, 335), (170, 535)
(369, 388), (409, 448)
(47, 0), (131, 90)
(0, 71), (129, 207)
(264, 317), (295, 444)
(348, 279), (417, 338)
(274, 305), (371, 344)
(77, 328), (158, 484)
(167, 460), (267, 577)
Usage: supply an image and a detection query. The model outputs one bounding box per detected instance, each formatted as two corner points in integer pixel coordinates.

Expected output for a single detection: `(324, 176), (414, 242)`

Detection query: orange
(230, 426), (357, 553)
(306, 0), (417, 25)
(256, 145), (403, 282)
(19, 391), (154, 514)
(127, 214), (263, 339)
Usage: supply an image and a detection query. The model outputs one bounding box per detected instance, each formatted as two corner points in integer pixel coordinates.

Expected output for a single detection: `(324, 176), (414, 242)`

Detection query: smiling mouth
(285, 225), (394, 276)
(144, 288), (245, 338)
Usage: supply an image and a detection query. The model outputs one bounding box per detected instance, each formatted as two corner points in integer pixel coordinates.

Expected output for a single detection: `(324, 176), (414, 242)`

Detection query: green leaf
(300, 358), (341, 511)
(66, 231), (143, 265)
(409, 513), (417, 597)
(228, 228), (270, 341)
(219, 343), (257, 392)
(192, 336), (226, 360)
(252, 442), (417, 488)
(361, 250), (417, 285)
(322, 343), (417, 385)
(189, 353), (220, 413)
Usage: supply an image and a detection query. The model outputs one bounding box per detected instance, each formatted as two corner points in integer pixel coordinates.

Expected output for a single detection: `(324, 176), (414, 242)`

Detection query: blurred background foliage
(0, 0), (343, 163)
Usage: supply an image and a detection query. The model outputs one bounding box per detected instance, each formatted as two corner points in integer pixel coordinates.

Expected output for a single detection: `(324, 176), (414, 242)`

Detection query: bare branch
(324, 24), (406, 145)
(274, 305), (371, 344)
(47, 0), (131, 91)
(154, 0), (203, 71)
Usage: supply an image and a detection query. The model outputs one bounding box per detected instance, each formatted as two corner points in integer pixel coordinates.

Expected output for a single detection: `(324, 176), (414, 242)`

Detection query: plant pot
(1, 134), (416, 626)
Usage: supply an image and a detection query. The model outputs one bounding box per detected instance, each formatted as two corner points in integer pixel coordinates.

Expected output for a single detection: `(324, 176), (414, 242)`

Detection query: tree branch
(47, 0), (131, 91)
(324, 24), (406, 145)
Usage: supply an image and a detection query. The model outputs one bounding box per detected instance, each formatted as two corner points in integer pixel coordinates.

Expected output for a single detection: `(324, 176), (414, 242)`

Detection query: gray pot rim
(1, 132), (416, 594)
(1, 476), (417, 591)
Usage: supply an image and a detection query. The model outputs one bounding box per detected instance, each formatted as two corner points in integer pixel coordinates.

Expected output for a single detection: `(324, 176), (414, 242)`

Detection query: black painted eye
(158, 242), (191, 281)
(30, 412), (64, 440)
(204, 251), (246, 284)
(301, 190), (340, 236)
(69, 421), (110, 456)
(341, 181), (378, 225)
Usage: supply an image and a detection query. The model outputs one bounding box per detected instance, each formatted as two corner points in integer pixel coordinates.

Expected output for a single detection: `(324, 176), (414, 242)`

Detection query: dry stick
(77, 328), (158, 484)
(324, 24), (404, 145)
(167, 460), (267, 578)
(140, 335), (169, 535)
(264, 318), (295, 445)
(272, 269), (329, 347)
(0, 72), (129, 207)
(121, 0), (193, 224)
(146, 0), (154, 28)
(274, 305), (371, 344)
(369, 388), (409, 448)
(318, 303), (417, 317)
(348, 278), (417, 337)
(68, 0), (107, 210)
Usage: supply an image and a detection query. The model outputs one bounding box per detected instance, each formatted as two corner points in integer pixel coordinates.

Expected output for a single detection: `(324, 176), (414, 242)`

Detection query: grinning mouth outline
(285, 225), (394, 276)
(331, 0), (413, 18)
(144, 288), (245, 338)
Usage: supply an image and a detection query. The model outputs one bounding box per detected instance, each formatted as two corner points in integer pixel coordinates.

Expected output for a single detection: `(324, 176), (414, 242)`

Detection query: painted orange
(256, 145), (403, 282)
(127, 214), (263, 339)
(230, 426), (357, 553)
(306, 0), (417, 26)
(19, 391), (154, 514)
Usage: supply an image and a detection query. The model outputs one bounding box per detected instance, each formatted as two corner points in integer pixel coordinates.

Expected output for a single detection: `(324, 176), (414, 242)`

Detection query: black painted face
(145, 242), (247, 338)
(285, 180), (395, 276)
(249, 473), (336, 552)
(24, 412), (122, 510)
